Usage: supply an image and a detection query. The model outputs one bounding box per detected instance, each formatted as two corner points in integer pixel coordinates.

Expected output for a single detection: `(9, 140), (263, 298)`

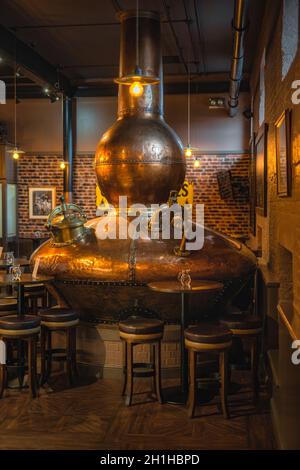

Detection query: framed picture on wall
(255, 124), (268, 217)
(275, 109), (292, 197)
(249, 133), (256, 234)
(29, 187), (56, 219)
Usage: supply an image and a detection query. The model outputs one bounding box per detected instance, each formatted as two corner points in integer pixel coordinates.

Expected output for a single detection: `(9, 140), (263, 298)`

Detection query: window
(6, 183), (17, 237)
(282, 0), (299, 79)
(259, 49), (265, 127)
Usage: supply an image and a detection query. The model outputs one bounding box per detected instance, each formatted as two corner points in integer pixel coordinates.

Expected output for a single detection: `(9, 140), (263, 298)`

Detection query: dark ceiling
(0, 0), (265, 98)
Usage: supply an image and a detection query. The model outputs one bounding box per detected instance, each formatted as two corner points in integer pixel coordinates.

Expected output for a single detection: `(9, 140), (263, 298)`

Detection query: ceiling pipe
(228, 0), (249, 117)
(63, 97), (76, 203)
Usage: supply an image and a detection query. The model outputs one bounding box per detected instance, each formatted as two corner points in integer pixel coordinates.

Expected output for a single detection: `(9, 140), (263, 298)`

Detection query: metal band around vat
(95, 159), (183, 165)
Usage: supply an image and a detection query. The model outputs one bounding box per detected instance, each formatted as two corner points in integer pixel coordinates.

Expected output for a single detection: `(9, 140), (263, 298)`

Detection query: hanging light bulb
(184, 54), (201, 159)
(129, 80), (144, 97)
(194, 158), (200, 168)
(184, 58), (192, 158)
(114, 0), (159, 93)
(60, 161), (66, 170)
(185, 145), (192, 157)
(9, 147), (24, 160)
(8, 55), (25, 161)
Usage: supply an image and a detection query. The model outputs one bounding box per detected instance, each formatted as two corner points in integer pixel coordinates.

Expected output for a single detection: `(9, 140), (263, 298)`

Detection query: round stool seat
(185, 324), (232, 350)
(220, 314), (262, 334)
(119, 317), (164, 341)
(0, 297), (18, 311)
(38, 308), (79, 326)
(0, 315), (41, 336)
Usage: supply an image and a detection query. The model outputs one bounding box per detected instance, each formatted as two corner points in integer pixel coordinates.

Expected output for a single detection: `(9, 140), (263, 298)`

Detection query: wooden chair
(219, 314), (262, 402)
(38, 307), (79, 386)
(184, 324), (232, 418)
(0, 315), (41, 398)
(119, 316), (164, 406)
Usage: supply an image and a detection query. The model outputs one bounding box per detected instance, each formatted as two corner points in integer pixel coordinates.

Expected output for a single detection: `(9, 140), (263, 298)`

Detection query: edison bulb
(60, 161), (66, 170)
(185, 147), (192, 157)
(129, 81), (143, 97)
(12, 151), (19, 160)
(194, 159), (200, 168)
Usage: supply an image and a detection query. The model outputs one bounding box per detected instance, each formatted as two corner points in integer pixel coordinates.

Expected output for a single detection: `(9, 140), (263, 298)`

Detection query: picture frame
(255, 124), (268, 217)
(275, 109), (292, 197)
(249, 132), (256, 234)
(29, 187), (56, 219)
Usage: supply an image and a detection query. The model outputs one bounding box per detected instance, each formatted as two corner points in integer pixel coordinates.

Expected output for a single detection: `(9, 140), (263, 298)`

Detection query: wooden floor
(0, 370), (274, 450)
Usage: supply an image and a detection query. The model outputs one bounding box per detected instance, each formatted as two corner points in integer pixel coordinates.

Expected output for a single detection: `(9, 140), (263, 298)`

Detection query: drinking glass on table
(177, 269), (192, 289)
(9, 265), (22, 281)
(4, 252), (14, 266)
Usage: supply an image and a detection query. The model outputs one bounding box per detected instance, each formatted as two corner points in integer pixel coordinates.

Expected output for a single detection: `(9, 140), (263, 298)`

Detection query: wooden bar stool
(119, 317), (164, 406)
(184, 324), (232, 419)
(0, 297), (18, 316)
(219, 314), (262, 402)
(25, 284), (49, 314)
(38, 308), (79, 386)
(0, 315), (41, 398)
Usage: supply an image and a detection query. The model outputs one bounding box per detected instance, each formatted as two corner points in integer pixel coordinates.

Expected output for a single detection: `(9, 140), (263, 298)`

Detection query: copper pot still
(31, 10), (256, 321)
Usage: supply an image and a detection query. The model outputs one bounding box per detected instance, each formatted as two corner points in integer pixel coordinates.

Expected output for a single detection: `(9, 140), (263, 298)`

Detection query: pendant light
(185, 66), (192, 157)
(8, 45), (24, 160)
(114, 0), (160, 96)
(184, 60), (201, 167)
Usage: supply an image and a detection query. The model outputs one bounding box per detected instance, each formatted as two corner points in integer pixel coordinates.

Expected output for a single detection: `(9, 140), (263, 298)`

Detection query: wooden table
(148, 280), (223, 404)
(0, 273), (53, 317)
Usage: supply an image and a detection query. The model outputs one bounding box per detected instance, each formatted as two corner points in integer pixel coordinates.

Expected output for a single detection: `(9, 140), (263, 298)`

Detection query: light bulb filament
(129, 81), (143, 97)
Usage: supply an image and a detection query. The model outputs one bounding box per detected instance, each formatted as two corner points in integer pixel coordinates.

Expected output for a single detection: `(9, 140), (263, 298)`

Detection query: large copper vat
(31, 10), (256, 323)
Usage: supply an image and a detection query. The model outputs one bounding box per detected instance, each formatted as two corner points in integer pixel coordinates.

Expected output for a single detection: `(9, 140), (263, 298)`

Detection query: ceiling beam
(0, 25), (73, 96)
(70, 72), (248, 86)
(11, 19), (187, 29)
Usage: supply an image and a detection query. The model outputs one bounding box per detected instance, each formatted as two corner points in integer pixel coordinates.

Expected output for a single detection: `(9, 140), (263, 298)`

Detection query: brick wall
(17, 152), (249, 238)
(73, 154), (96, 219)
(18, 154), (64, 237)
(187, 153), (249, 238)
(18, 154), (96, 237)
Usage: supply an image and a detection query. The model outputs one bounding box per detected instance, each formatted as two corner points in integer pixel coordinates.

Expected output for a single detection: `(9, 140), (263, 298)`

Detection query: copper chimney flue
(95, 11), (185, 207)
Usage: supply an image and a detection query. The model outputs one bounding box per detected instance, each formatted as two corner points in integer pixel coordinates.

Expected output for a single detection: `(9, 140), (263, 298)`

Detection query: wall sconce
(60, 161), (67, 170)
